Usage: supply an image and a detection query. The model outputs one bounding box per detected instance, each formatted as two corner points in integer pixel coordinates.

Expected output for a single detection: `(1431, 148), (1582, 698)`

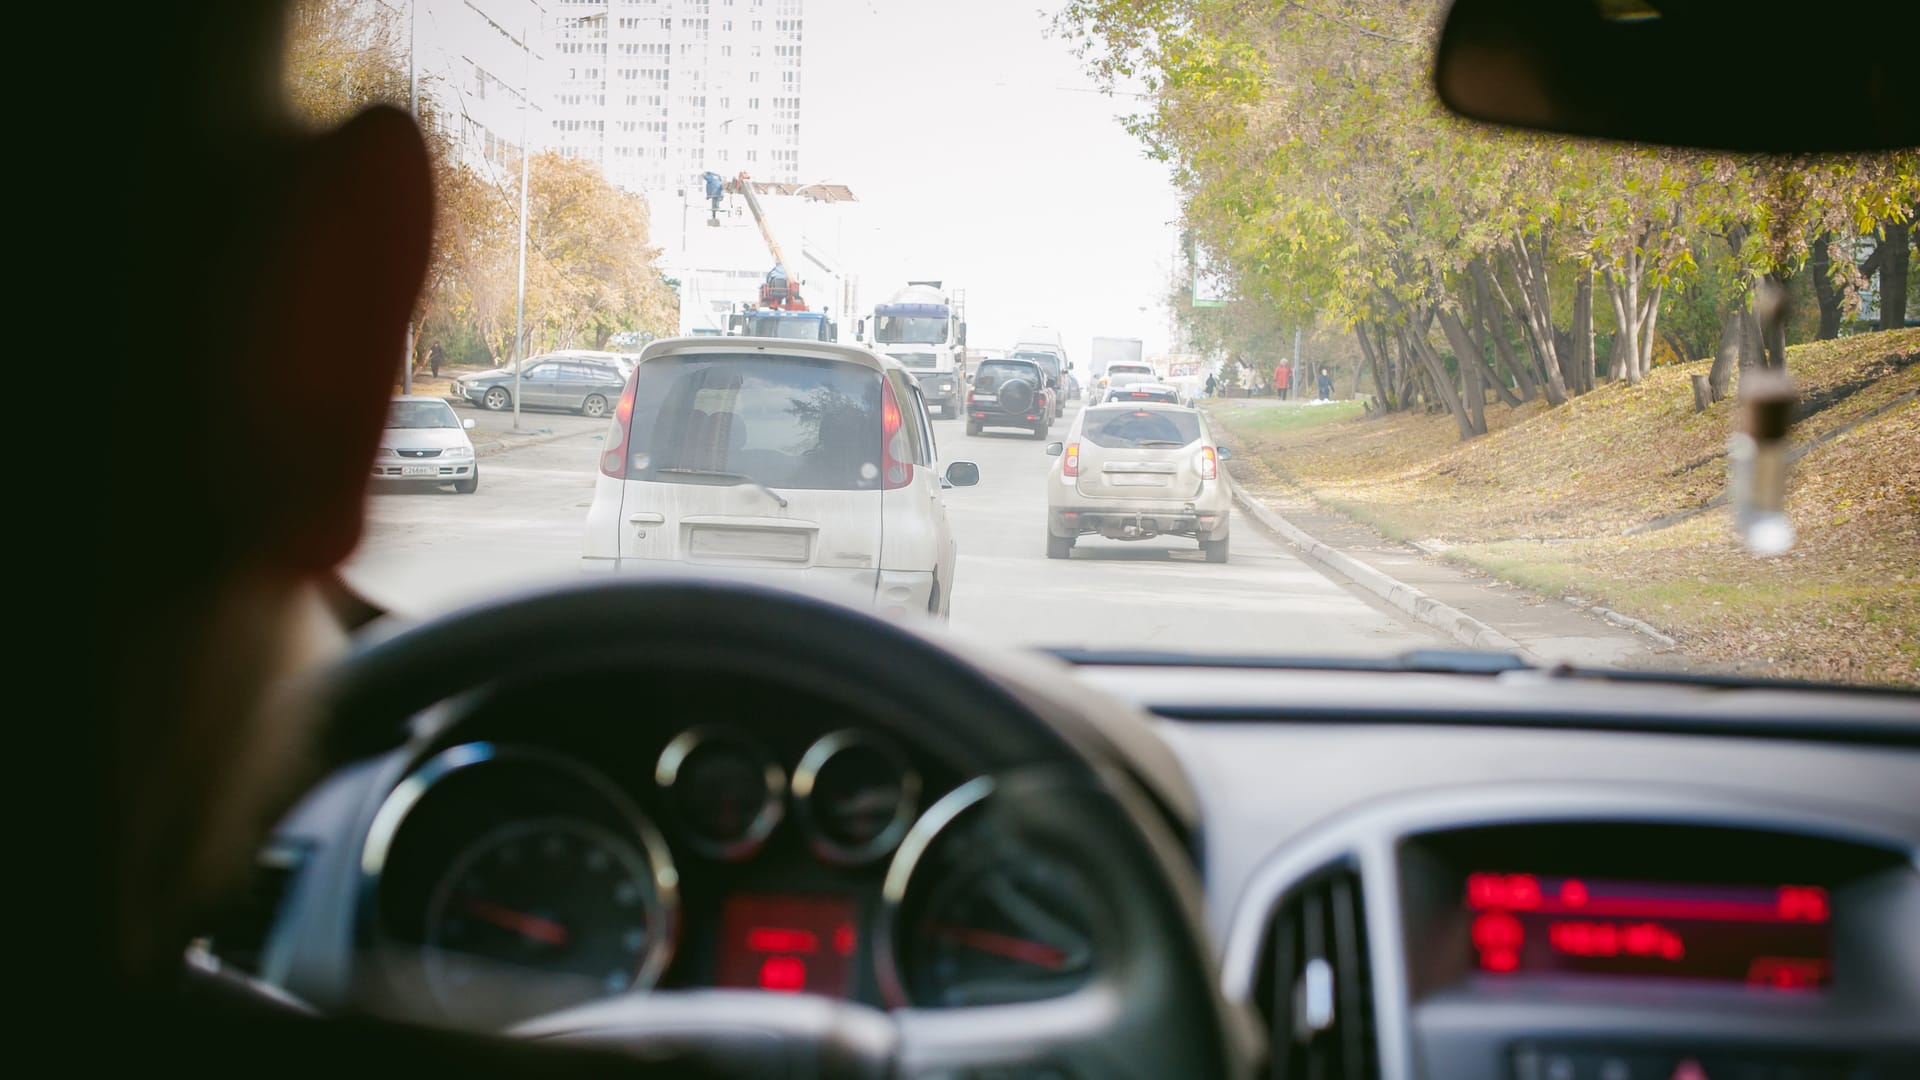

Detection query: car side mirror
(1216, 445), (1232, 460)
(463, 418), (477, 430)
(1044, 442), (1064, 456)
(943, 461), (980, 487)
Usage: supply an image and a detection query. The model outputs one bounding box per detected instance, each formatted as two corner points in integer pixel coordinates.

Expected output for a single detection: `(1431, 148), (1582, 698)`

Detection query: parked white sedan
(1044, 402), (1233, 562)
(581, 338), (980, 617)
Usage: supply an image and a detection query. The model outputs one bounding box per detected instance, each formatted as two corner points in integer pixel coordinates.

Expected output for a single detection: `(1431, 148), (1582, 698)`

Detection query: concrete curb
(1563, 596), (1679, 648)
(1227, 474), (1536, 659)
(473, 426), (591, 458)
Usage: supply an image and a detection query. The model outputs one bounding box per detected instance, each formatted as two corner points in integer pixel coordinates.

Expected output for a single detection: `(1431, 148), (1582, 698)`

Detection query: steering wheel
(324, 578), (1236, 1079)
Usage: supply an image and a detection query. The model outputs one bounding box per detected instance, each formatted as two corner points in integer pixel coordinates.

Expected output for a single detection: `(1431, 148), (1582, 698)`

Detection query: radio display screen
(1466, 873), (1830, 989)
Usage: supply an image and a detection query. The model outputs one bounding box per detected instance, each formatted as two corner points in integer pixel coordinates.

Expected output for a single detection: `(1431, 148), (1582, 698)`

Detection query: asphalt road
(344, 399), (1443, 655)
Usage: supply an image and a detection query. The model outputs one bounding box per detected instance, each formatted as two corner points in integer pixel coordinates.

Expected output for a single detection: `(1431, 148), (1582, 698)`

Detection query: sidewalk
(1228, 463), (1674, 669)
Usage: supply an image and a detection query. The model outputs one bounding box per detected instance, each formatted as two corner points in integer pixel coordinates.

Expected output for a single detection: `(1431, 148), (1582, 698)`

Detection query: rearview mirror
(1044, 442), (1064, 456)
(943, 461), (980, 487)
(957, 322), (968, 346)
(1433, 0), (1920, 152)
(463, 418), (477, 430)
(855, 318), (866, 342)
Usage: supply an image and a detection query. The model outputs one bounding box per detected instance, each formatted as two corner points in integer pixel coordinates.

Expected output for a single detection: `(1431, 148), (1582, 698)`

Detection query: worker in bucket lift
(702, 171), (725, 219)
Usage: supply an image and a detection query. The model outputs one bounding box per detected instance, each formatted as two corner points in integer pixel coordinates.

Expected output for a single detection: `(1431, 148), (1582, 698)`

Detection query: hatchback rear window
(1082, 407), (1202, 449)
(973, 361), (1042, 391)
(623, 354), (882, 490)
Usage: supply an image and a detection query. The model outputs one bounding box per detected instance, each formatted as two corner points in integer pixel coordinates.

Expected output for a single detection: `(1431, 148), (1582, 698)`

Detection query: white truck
(1090, 336), (1146, 379)
(860, 281), (968, 418)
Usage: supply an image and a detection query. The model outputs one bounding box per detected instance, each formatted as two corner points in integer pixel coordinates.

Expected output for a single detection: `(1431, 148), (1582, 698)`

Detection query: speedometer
(424, 817), (673, 1024)
(904, 854), (1097, 1007)
(878, 778), (1102, 1009)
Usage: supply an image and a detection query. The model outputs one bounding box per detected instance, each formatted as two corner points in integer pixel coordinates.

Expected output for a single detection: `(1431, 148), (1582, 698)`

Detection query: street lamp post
(511, 20), (532, 430)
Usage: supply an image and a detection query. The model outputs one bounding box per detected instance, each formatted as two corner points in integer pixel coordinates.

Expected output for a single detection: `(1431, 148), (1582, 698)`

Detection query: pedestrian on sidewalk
(1204, 370), (1217, 398)
(1274, 359), (1292, 400)
(427, 341), (444, 379)
(1317, 365), (1334, 401)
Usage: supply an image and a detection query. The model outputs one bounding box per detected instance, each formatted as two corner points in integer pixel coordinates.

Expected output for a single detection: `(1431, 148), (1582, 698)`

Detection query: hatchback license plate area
(688, 527), (811, 562)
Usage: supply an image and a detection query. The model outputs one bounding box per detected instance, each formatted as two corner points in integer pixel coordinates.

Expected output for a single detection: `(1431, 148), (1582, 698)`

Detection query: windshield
(386, 401), (459, 429)
(1082, 407), (1201, 449)
(332, 0), (1918, 689)
(873, 316), (949, 345)
(747, 317), (829, 341)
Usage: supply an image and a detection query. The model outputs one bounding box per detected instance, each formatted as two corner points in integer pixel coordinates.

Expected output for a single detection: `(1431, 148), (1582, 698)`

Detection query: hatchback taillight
(1198, 445), (1217, 481)
(599, 367), (642, 478)
(1063, 442), (1079, 478)
(881, 377), (912, 489)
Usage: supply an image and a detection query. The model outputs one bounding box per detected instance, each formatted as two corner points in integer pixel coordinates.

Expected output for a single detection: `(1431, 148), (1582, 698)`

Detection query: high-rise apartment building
(546, 0), (805, 197)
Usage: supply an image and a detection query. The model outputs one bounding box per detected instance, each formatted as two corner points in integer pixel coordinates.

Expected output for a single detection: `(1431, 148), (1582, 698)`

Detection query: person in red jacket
(1273, 359), (1293, 400)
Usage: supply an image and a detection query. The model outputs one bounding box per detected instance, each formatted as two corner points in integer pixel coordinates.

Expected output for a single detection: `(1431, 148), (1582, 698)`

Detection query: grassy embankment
(1210, 329), (1920, 687)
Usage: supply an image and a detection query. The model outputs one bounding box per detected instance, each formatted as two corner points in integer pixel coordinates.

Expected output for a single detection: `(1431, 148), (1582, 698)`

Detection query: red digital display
(715, 894), (860, 997)
(1466, 874), (1830, 989)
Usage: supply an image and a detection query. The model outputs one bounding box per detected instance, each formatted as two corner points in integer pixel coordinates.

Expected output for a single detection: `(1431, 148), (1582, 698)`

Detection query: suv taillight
(1198, 445), (1217, 481)
(599, 367), (641, 478)
(881, 377), (912, 489)
(1063, 442), (1079, 478)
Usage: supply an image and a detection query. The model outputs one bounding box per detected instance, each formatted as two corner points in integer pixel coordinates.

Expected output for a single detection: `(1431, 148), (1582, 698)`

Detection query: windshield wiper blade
(1042, 647), (1532, 674)
(656, 467), (789, 509)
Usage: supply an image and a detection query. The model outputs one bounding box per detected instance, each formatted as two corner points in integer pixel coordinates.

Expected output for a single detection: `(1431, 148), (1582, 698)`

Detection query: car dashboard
(216, 651), (1920, 1079)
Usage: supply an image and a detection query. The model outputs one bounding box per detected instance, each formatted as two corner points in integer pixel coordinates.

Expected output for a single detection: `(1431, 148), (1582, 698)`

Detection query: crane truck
(720, 172), (838, 342)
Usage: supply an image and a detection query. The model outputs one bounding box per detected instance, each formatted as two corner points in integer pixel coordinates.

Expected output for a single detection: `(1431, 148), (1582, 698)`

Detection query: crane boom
(726, 172), (806, 310)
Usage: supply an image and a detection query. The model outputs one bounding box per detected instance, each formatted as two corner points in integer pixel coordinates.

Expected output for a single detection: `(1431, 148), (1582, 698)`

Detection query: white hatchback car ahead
(582, 338), (980, 617)
(1044, 402), (1233, 562)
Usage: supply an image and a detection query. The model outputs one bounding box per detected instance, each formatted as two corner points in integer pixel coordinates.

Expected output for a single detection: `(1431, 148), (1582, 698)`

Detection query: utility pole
(511, 20), (531, 431)
(402, 0), (418, 395)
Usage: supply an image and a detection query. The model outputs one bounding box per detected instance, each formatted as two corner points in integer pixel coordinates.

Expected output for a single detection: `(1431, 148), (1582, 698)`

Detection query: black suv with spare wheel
(965, 357), (1053, 439)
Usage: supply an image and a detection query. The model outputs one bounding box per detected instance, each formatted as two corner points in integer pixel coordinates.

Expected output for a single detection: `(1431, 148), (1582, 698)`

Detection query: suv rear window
(623, 354), (882, 490)
(1082, 407), (1202, 449)
(973, 361), (1041, 391)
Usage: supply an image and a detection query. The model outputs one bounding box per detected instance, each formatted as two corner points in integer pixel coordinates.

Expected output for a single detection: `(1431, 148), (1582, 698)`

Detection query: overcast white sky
(801, 0), (1182, 359)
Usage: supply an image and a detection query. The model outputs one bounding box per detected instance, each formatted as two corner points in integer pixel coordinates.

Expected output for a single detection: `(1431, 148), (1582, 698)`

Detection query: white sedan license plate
(401, 465), (438, 477)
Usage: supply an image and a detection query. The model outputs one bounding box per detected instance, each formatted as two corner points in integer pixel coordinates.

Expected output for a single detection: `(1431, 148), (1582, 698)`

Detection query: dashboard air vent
(1254, 861), (1378, 1080)
(202, 844), (307, 977)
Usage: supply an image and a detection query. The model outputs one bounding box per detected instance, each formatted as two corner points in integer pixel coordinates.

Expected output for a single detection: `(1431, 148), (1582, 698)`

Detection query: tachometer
(424, 817), (672, 1024)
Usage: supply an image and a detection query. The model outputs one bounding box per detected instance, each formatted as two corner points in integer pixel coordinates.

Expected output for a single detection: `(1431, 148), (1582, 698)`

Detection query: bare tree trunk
(1638, 283), (1664, 379)
(1707, 226), (1753, 399)
(1438, 306), (1493, 434)
(1470, 258), (1535, 403)
(1502, 234), (1572, 405)
(1809, 231), (1844, 339)
(1876, 217), (1911, 331)
(1569, 265), (1595, 396)
(1450, 294), (1522, 408)
(1355, 323), (1390, 410)
(1397, 318), (1476, 439)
